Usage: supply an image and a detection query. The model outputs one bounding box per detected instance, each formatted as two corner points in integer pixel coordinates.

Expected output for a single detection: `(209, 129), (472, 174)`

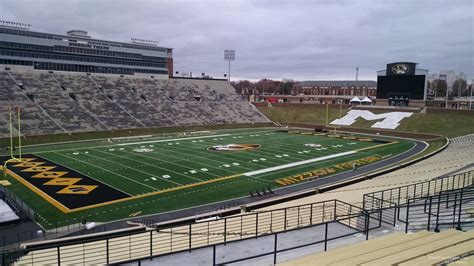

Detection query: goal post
(3, 106), (22, 177)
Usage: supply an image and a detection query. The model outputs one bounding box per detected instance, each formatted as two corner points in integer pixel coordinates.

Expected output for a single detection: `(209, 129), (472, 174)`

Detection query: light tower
(224, 50), (235, 81)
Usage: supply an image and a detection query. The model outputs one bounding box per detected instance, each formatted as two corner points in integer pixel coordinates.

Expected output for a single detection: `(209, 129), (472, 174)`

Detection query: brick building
(292, 80), (377, 97)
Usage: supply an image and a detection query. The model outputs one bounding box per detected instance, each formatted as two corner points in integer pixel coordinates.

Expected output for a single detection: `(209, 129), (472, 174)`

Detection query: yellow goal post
(3, 105), (22, 177)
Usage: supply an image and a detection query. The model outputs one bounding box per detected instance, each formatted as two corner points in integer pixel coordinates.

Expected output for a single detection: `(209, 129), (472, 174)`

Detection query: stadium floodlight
(224, 50), (235, 81)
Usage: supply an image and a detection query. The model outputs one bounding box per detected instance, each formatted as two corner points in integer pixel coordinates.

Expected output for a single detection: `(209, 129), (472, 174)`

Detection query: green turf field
(0, 128), (415, 229)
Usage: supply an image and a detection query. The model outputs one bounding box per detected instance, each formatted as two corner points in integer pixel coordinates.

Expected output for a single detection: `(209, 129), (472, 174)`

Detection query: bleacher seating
(280, 229), (474, 266)
(0, 70), (270, 137)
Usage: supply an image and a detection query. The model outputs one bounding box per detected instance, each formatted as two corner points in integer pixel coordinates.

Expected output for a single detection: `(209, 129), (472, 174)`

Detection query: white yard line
(116, 134), (232, 146)
(97, 149), (206, 182)
(83, 152), (183, 186)
(55, 152), (159, 192)
(243, 151), (357, 176)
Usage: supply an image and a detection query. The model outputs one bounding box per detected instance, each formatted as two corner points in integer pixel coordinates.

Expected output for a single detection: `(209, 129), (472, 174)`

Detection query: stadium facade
(0, 24), (173, 78)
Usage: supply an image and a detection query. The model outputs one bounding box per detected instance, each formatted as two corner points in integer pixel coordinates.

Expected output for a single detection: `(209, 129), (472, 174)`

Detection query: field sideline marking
(247, 141), (398, 180)
(243, 151), (357, 176)
(114, 130), (277, 147)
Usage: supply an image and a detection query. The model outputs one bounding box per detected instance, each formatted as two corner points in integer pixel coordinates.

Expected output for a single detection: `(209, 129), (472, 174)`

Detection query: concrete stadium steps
(279, 229), (474, 266)
(450, 255), (474, 265)
(398, 239), (474, 266)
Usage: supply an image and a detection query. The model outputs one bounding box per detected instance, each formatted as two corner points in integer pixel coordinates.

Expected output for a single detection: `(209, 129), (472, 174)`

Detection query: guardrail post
(309, 203), (313, 225)
(106, 238), (110, 264)
(456, 190), (463, 231)
(255, 213), (259, 238)
(273, 233), (278, 264)
(149, 231), (153, 259)
(57, 246), (61, 266)
(451, 193), (457, 227)
(434, 193), (441, 233)
(365, 212), (369, 240)
(379, 193), (384, 227)
(405, 200), (410, 233)
(284, 209), (287, 231)
(224, 218), (227, 245)
(212, 245), (216, 266)
(427, 197), (432, 231)
(324, 222), (329, 251)
(189, 224), (192, 251)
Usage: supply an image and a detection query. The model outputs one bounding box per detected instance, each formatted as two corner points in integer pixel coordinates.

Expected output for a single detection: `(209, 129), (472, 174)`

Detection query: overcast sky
(1, 0), (473, 81)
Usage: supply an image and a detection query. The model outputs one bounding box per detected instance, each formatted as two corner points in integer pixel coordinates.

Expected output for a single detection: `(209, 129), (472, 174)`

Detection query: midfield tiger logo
(208, 144), (261, 151)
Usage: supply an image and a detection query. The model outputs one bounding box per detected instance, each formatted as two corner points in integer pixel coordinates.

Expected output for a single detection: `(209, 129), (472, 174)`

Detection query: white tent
(349, 96), (361, 103)
(361, 97), (372, 103)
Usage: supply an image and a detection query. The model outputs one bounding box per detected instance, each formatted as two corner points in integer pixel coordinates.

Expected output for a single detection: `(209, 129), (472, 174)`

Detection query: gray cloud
(1, 0), (472, 81)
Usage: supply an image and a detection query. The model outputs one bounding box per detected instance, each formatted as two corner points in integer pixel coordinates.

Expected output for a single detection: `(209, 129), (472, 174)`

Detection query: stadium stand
(0, 71), (270, 137)
(280, 229), (474, 265)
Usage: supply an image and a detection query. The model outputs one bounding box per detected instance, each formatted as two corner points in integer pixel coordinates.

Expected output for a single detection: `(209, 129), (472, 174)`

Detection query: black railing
(2, 171), (474, 265)
(1, 200), (370, 265)
(400, 186), (474, 233)
(363, 170), (474, 211)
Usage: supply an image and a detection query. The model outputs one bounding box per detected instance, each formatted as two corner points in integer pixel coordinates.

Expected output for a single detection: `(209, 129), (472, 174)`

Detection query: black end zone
(0, 155), (130, 211)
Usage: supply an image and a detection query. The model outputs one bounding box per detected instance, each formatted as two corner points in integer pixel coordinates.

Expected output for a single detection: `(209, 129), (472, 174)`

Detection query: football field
(0, 128), (415, 228)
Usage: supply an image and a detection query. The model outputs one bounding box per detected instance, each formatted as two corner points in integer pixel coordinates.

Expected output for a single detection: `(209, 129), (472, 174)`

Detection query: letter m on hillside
(330, 110), (413, 129)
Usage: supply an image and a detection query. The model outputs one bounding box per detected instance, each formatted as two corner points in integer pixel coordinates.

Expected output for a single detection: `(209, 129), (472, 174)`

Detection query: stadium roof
(296, 80), (377, 87)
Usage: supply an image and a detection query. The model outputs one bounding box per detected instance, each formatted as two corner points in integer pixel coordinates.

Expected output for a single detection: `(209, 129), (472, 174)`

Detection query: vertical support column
(435, 194), (441, 233)
(456, 190), (464, 231)
(255, 213), (259, 238)
(365, 212), (370, 240)
(105, 238), (110, 264)
(224, 218), (227, 245)
(273, 233), (278, 265)
(452, 193), (458, 228)
(189, 224), (192, 251)
(212, 245), (216, 266)
(427, 197), (433, 231)
(324, 223), (329, 251)
(405, 200), (410, 234)
(57, 246), (61, 266)
(149, 231), (153, 259)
